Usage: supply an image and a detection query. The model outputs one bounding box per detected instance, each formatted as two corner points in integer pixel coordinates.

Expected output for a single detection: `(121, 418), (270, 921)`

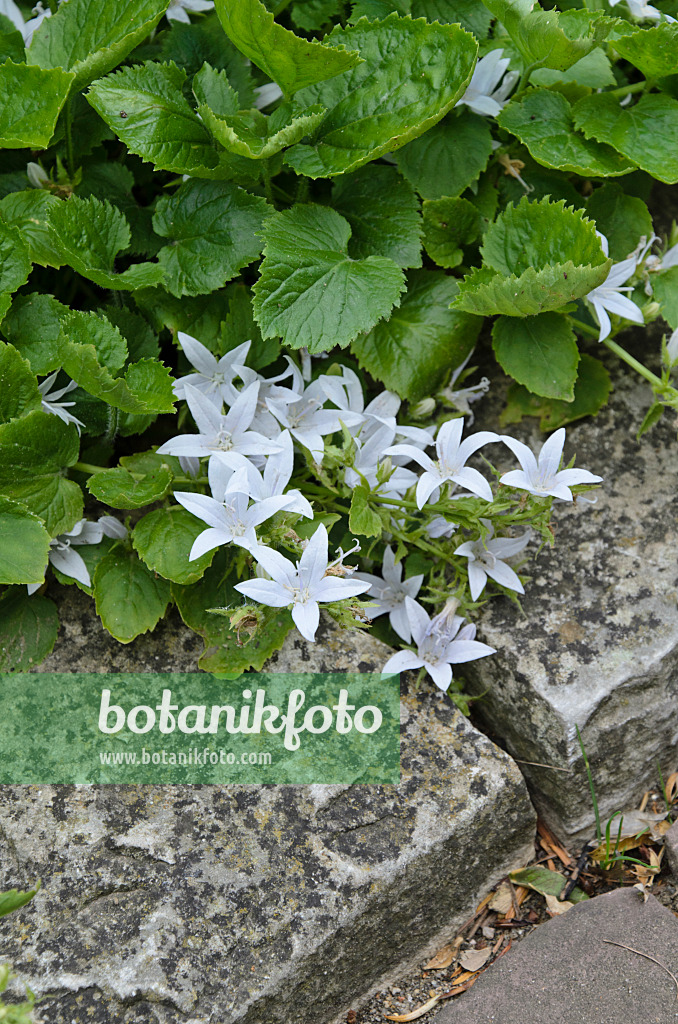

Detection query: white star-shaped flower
(174, 483), (292, 558)
(585, 233), (644, 341)
(157, 382), (277, 461)
(210, 430), (313, 518)
(456, 49), (519, 118)
(27, 519), (105, 595)
(386, 418), (500, 507)
(266, 381), (362, 464)
(455, 519), (530, 601)
(608, 0), (675, 19)
(235, 524), (371, 642)
(382, 597), (496, 692)
(353, 546), (424, 642)
(499, 428), (602, 500)
(173, 332), (251, 406)
(38, 372), (85, 433)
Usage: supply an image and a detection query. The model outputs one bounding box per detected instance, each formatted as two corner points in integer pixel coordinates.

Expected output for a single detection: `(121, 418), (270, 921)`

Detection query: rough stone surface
(435, 888), (678, 1024)
(463, 341), (678, 842)
(0, 586), (536, 1024)
(667, 821), (678, 882)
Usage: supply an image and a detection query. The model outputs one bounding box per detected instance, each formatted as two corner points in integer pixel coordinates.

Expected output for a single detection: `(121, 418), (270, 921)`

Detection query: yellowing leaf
(459, 947), (491, 972)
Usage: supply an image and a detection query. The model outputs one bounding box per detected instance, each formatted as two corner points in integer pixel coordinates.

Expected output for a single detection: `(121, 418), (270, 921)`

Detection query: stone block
(0, 586), (536, 1024)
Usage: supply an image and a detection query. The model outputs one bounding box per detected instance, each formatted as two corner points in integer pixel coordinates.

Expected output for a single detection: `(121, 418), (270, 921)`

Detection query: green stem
(608, 78), (656, 99)
(569, 316), (600, 340)
(514, 61), (543, 98)
(602, 337), (666, 390)
(73, 462), (107, 475)
(104, 406), (120, 445)
(64, 97), (76, 179)
(295, 176), (310, 204)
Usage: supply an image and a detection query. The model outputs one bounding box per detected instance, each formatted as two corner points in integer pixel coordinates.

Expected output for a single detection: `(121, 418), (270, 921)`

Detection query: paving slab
(436, 887), (678, 1024)
(463, 342), (678, 842)
(0, 584), (536, 1024)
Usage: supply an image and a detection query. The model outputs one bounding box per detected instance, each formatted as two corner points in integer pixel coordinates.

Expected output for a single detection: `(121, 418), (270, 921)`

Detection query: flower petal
(234, 578), (291, 607)
(382, 649), (424, 676)
(292, 600), (320, 642)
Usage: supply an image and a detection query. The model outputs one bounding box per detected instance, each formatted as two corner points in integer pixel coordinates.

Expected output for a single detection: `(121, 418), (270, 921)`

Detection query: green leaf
(530, 48), (615, 88)
(220, 281), (279, 370)
(47, 195), (163, 291)
(481, 197), (608, 278)
(0, 410), (82, 535)
(103, 305), (159, 363)
(1, 292), (65, 374)
(0, 588), (58, 671)
(133, 506), (215, 584)
(497, 89), (636, 178)
(492, 312), (580, 400)
(331, 164), (422, 269)
(654, 266), (678, 329)
(0, 15), (25, 64)
(349, 486), (382, 539)
(573, 93), (678, 185)
(284, 14), (478, 177)
(172, 550), (294, 673)
(410, 0), (492, 38)
(500, 353), (612, 431)
(0, 59), (74, 148)
(0, 341), (41, 423)
(0, 497), (50, 585)
(0, 217), (31, 322)
(0, 884), (39, 917)
(192, 60), (239, 114)
(152, 179), (269, 297)
(58, 310), (175, 414)
(483, 0), (605, 72)
(87, 451), (174, 508)
(0, 189), (64, 267)
(637, 401), (664, 438)
(160, 16), (256, 105)
(586, 183), (653, 261)
(213, 0), (362, 97)
(93, 548), (171, 643)
(612, 23), (678, 78)
(510, 865), (587, 902)
(453, 262), (609, 317)
(292, 0), (341, 31)
(253, 204), (406, 353)
(395, 109), (493, 200)
(86, 61), (232, 178)
(352, 269), (480, 400)
(202, 100), (327, 160)
(28, 0), (170, 93)
(422, 197), (481, 269)
(351, 0), (411, 19)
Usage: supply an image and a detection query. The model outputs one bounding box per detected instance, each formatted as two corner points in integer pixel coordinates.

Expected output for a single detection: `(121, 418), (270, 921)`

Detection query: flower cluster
(158, 333), (602, 691)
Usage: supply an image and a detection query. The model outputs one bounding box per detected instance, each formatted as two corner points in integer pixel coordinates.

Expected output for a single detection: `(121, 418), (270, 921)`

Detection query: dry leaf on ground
(544, 893), (573, 916)
(384, 994), (441, 1021)
(459, 947), (491, 972)
(423, 943), (457, 970)
(488, 882), (513, 915)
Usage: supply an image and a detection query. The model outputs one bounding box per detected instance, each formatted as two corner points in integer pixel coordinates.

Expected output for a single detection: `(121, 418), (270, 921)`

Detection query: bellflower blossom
(386, 419), (500, 507)
(172, 332), (251, 405)
(353, 546), (424, 642)
(456, 49), (519, 118)
(454, 520), (530, 601)
(608, 0), (675, 19)
(382, 597), (496, 691)
(440, 350), (490, 425)
(157, 382), (277, 462)
(210, 431), (314, 518)
(38, 372), (85, 433)
(266, 382), (362, 463)
(235, 524), (371, 642)
(499, 428), (602, 500)
(27, 519), (105, 594)
(345, 425), (418, 501)
(585, 233), (645, 341)
(166, 0), (214, 22)
(174, 478), (292, 558)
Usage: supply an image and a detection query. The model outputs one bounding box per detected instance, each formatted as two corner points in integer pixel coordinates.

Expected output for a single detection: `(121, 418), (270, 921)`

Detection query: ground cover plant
(0, 0), (677, 685)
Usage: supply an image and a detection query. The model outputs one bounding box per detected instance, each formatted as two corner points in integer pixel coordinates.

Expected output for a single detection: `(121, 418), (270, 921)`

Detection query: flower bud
(642, 300), (661, 322)
(26, 162), (50, 189)
(410, 397), (436, 419)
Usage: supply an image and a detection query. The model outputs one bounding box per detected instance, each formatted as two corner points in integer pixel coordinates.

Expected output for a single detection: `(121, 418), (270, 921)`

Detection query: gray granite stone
(436, 887), (678, 1024)
(0, 585), (536, 1024)
(462, 341), (678, 843)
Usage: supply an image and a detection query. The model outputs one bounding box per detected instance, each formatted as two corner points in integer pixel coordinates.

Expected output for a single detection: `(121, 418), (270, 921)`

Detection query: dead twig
(602, 940), (678, 1000)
